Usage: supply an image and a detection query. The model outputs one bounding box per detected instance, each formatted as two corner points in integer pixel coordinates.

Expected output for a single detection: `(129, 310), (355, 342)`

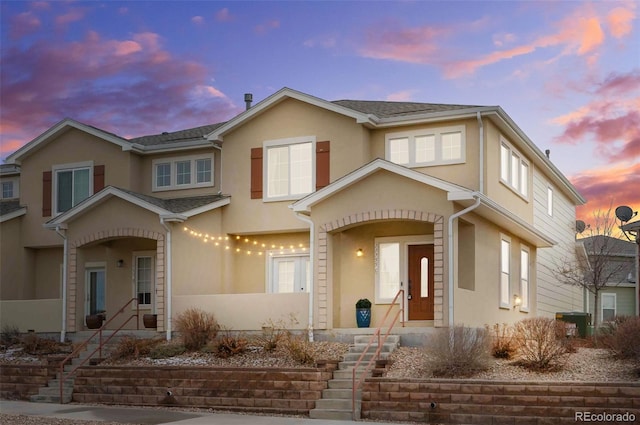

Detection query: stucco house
(0, 87), (586, 341)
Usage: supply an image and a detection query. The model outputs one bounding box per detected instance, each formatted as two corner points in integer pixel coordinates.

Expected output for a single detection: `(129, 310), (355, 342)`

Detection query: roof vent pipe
(545, 149), (551, 159)
(244, 93), (253, 110)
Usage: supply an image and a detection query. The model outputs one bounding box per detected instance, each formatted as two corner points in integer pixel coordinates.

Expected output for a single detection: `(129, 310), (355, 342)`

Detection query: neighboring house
(0, 87), (586, 340)
(581, 235), (638, 324)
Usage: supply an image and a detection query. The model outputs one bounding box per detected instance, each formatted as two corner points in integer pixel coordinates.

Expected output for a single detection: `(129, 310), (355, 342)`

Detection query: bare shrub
(600, 316), (640, 361)
(20, 333), (71, 355)
(149, 342), (187, 359)
(214, 329), (248, 358)
(426, 326), (491, 378)
(512, 317), (567, 371)
(255, 318), (287, 352)
(1, 324), (21, 347)
(174, 308), (220, 351)
(109, 336), (161, 361)
(486, 323), (516, 359)
(281, 331), (315, 366)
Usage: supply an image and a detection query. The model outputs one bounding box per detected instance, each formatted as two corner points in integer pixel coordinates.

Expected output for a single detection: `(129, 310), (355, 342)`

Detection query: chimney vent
(244, 93), (253, 110)
(545, 149), (551, 159)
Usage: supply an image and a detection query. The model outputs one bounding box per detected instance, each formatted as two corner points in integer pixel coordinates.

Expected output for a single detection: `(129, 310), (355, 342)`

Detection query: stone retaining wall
(362, 378), (640, 425)
(73, 366), (332, 415)
(0, 364), (58, 400)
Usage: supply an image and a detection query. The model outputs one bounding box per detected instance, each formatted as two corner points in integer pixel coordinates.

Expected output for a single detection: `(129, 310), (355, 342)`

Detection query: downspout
(294, 212), (315, 342)
(55, 226), (68, 343)
(477, 112), (484, 194)
(448, 195), (481, 326)
(160, 218), (172, 341)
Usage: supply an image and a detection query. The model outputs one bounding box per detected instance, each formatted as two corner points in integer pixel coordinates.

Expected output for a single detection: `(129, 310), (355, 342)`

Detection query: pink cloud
(572, 163), (640, 220)
(607, 6), (636, 38)
(9, 12), (41, 39)
(0, 30), (241, 156)
(216, 8), (233, 22)
(386, 90), (416, 102)
(55, 8), (85, 27)
(254, 20), (280, 35)
(191, 16), (204, 25)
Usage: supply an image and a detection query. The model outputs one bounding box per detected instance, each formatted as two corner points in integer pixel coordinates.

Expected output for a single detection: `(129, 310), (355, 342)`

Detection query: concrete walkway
(0, 401), (402, 424)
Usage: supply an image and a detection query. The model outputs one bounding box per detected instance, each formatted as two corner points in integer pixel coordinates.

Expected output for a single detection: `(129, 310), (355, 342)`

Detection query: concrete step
(327, 379), (354, 390)
(342, 351), (390, 363)
(353, 334), (400, 345)
(332, 369), (369, 379)
(315, 398), (359, 410)
(36, 386), (73, 397)
(339, 358), (388, 370)
(30, 393), (72, 404)
(322, 388), (360, 399)
(348, 343), (396, 354)
(309, 408), (356, 421)
(47, 379), (74, 388)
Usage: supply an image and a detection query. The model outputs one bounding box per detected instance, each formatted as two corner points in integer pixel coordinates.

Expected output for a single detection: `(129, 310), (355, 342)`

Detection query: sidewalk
(0, 400), (401, 425)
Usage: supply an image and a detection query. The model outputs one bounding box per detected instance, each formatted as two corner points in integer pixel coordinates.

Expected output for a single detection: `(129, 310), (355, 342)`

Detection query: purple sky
(1, 1), (638, 222)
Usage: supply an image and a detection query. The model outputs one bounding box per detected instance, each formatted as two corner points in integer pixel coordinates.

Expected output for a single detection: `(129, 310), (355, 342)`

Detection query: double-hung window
(601, 293), (616, 322)
(386, 126), (465, 167)
(264, 136), (314, 200)
(152, 154), (214, 191)
(500, 235), (511, 309)
(54, 162), (92, 214)
(520, 246), (530, 312)
(500, 139), (528, 197)
(1, 179), (18, 199)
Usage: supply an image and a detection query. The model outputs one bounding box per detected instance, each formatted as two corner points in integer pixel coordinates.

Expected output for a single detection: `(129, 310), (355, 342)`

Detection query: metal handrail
(351, 289), (404, 419)
(58, 297), (139, 403)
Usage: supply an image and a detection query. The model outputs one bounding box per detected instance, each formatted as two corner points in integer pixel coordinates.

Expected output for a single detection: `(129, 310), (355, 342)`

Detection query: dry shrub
(255, 319), (288, 352)
(600, 316), (640, 361)
(486, 323), (516, 359)
(109, 336), (161, 361)
(174, 308), (220, 351)
(215, 329), (248, 358)
(282, 331), (315, 366)
(21, 333), (71, 355)
(512, 317), (567, 371)
(426, 326), (491, 378)
(1, 324), (21, 347)
(149, 342), (187, 359)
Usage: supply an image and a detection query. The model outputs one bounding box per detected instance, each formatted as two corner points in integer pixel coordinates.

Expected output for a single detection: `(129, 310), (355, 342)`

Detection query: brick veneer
(0, 363), (59, 400)
(362, 378), (640, 424)
(72, 366), (332, 415)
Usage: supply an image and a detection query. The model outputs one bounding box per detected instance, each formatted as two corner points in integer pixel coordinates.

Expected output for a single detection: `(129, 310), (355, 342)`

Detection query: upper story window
(500, 139), (528, 198)
(1, 178), (19, 199)
(264, 136), (314, 201)
(152, 154), (214, 192)
(547, 187), (553, 216)
(53, 162), (92, 214)
(385, 126), (465, 168)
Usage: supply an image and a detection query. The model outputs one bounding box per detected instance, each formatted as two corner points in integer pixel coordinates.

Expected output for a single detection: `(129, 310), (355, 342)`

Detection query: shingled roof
(129, 122), (226, 146)
(332, 100), (484, 118)
(0, 199), (24, 217)
(116, 188), (228, 214)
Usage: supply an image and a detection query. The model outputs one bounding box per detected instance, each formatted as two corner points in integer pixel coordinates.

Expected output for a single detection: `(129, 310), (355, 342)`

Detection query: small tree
(553, 207), (629, 331)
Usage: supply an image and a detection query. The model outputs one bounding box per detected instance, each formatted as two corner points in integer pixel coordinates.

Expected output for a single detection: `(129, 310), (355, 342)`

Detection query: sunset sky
(1, 1), (638, 224)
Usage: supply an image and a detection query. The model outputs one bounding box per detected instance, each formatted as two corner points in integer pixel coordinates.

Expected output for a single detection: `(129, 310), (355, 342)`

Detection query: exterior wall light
(117, 259), (124, 268)
(513, 295), (522, 310)
(356, 248), (364, 258)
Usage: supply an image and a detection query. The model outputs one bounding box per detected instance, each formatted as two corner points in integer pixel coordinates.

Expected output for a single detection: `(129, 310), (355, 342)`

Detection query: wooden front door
(408, 244), (434, 320)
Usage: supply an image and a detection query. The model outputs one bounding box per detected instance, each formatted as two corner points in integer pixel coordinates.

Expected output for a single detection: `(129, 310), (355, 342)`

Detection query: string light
(182, 225), (309, 256)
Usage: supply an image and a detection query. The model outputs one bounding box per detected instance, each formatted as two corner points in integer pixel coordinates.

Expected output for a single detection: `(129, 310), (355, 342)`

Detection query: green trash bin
(555, 312), (592, 338)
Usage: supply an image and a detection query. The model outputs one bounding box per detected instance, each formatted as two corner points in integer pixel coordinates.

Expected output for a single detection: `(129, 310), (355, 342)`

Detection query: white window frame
(499, 234), (511, 309)
(0, 177), (19, 199)
(152, 154), (214, 192)
(547, 186), (553, 216)
(263, 136), (316, 202)
(499, 138), (529, 199)
(601, 293), (616, 323)
(385, 125), (466, 168)
(132, 251), (155, 310)
(520, 246), (530, 312)
(374, 235), (433, 305)
(266, 251), (310, 293)
(53, 161), (93, 215)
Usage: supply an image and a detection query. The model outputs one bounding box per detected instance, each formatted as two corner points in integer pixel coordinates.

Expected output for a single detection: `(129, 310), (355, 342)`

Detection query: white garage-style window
(386, 126), (465, 168)
(268, 253), (310, 293)
(152, 154), (214, 191)
(264, 136), (314, 200)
